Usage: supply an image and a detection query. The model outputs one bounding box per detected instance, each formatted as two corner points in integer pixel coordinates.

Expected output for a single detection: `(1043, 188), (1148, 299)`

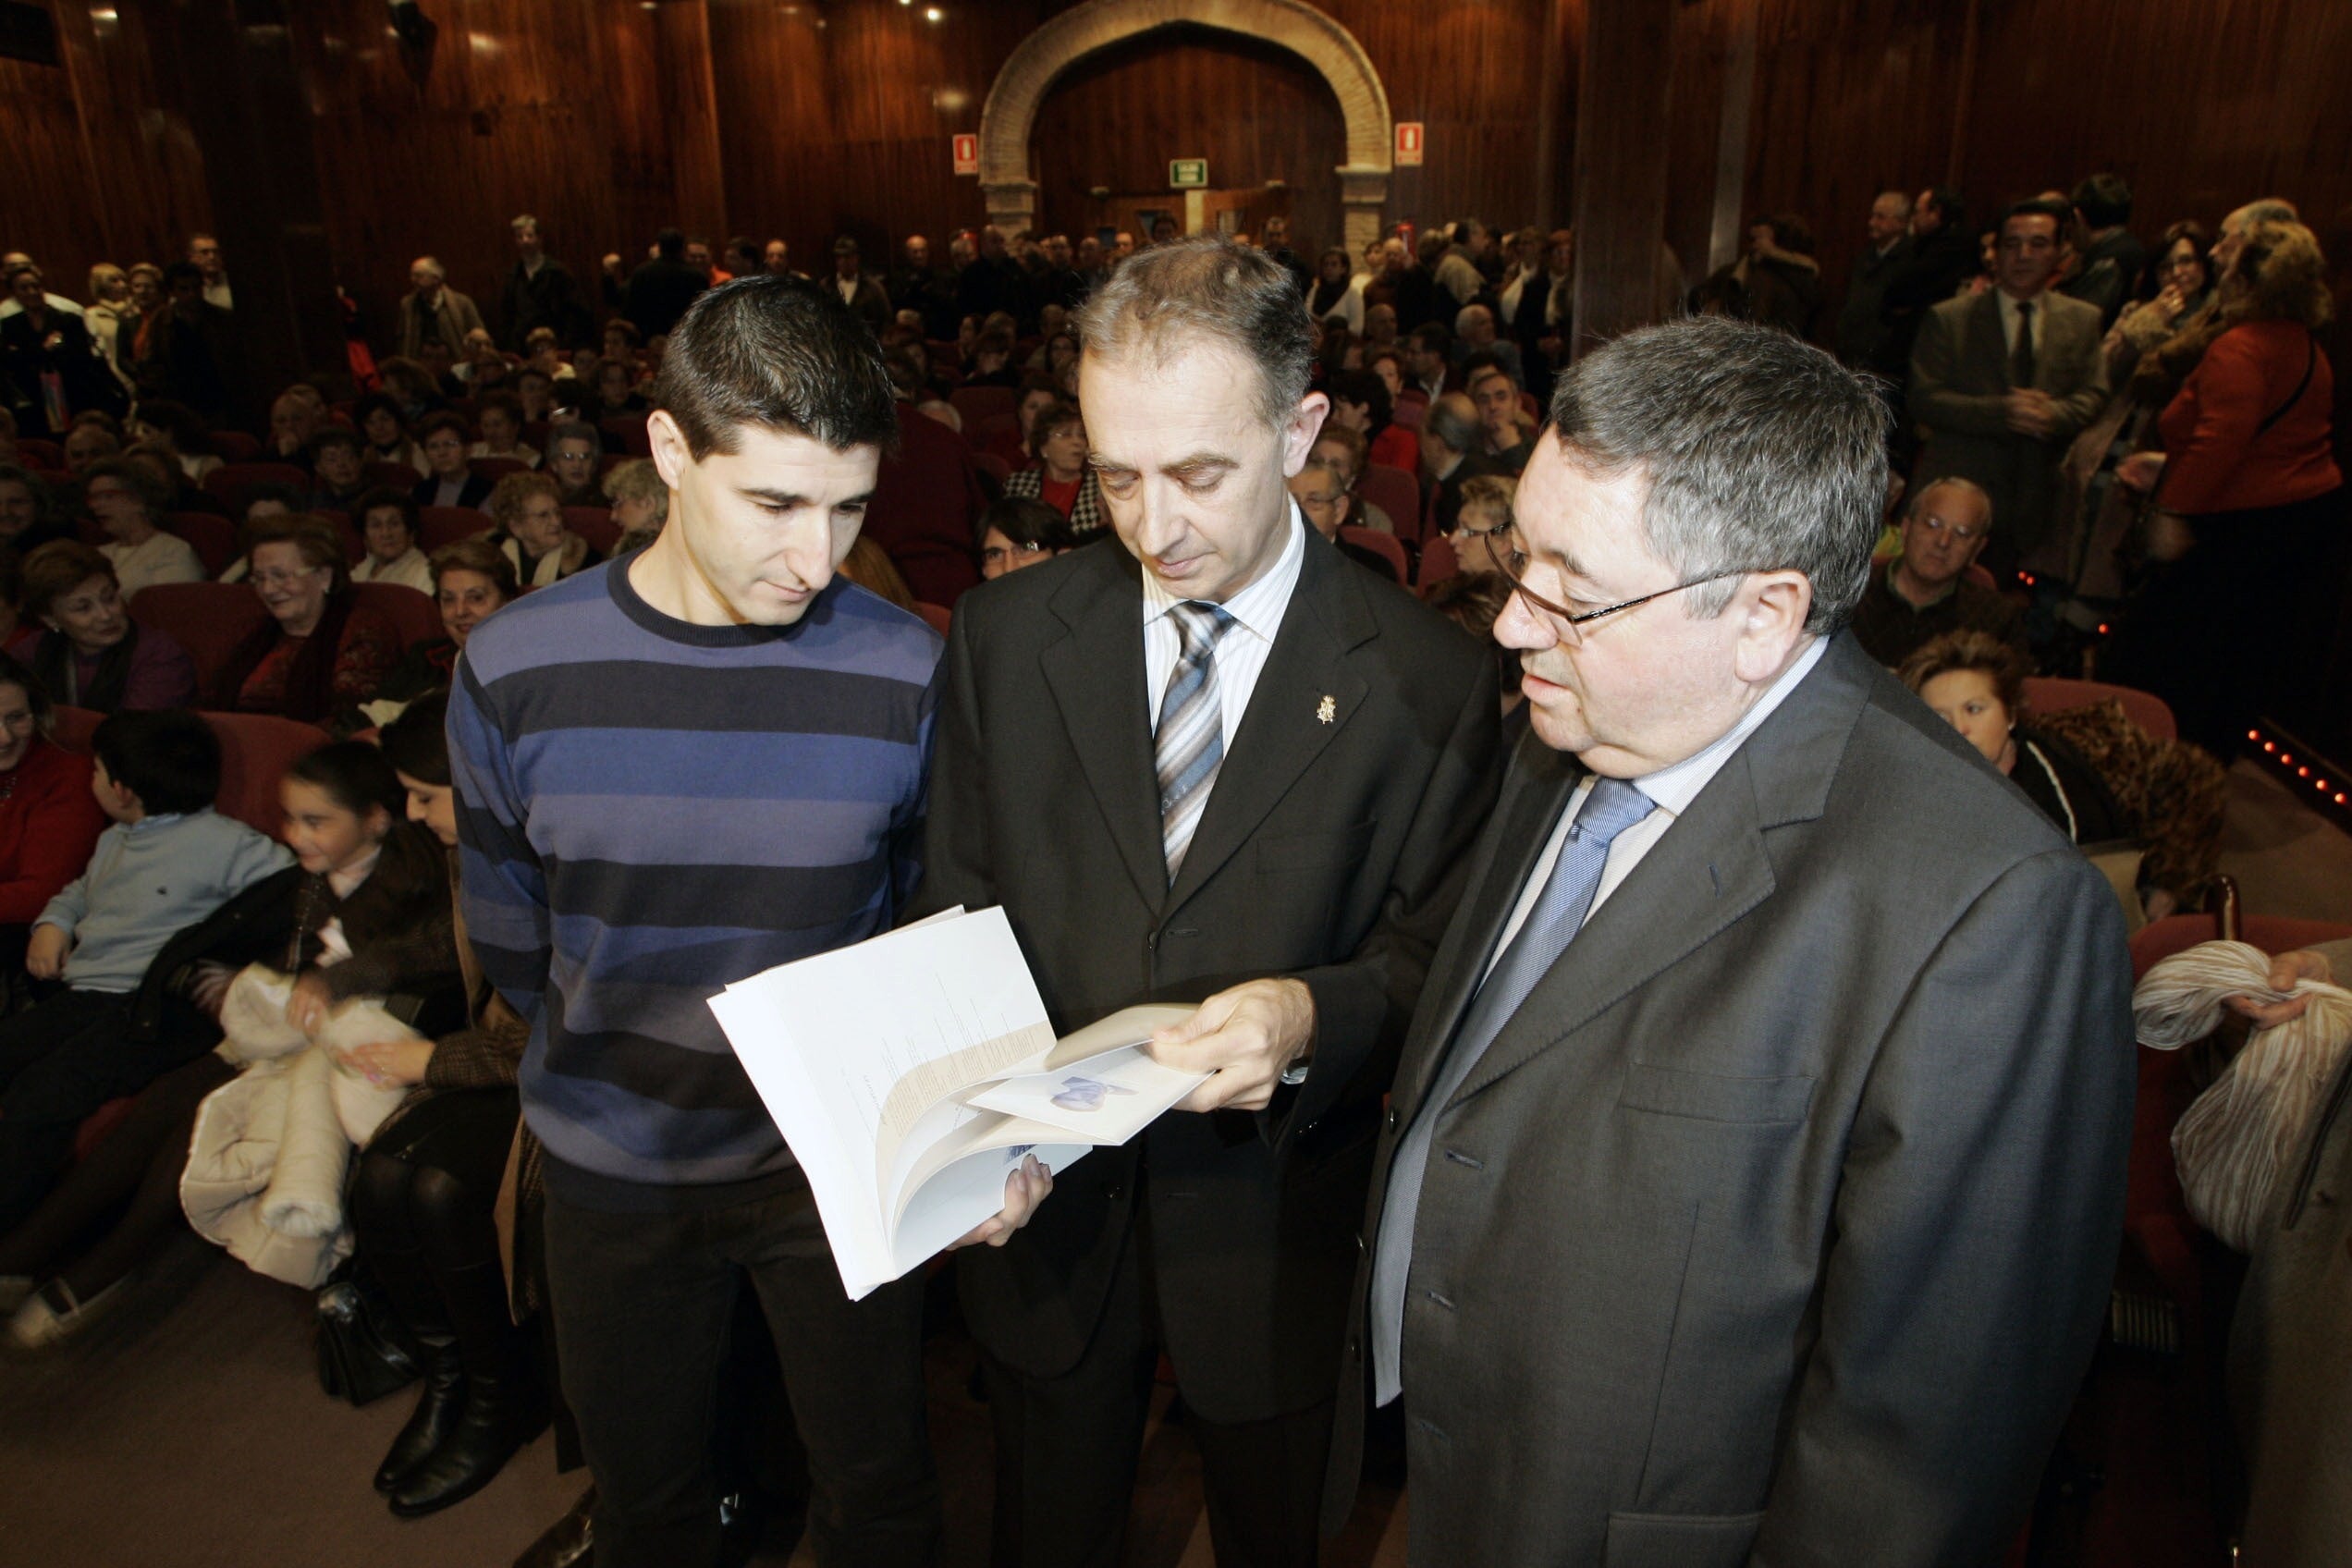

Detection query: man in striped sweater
(449, 276), (1026, 1566)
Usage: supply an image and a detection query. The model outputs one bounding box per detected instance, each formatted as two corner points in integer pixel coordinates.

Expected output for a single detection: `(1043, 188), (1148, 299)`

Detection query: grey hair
(1422, 393), (1480, 458)
(510, 214), (540, 235)
(1073, 236), (1311, 429)
(1905, 473), (1991, 524)
(2231, 198), (2299, 229)
(1876, 190), (1916, 219)
(1546, 315), (1887, 634)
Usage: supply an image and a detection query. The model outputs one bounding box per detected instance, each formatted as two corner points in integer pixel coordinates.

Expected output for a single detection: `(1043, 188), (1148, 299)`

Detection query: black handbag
(313, 1261), (422, 1406)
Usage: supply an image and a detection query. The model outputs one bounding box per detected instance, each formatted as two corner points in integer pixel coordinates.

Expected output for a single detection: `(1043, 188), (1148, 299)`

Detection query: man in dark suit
(1419, 392), (1501, 535)
(825, 236), (893, 334)
(1325, 315), (2135, 1565)
(1834, 190), (1915, 369)
(610, 227), (706, 339)
(498, 214), (592, 350)
(1910, 197), (2109, 579)
(915, 238), (1500, 1568)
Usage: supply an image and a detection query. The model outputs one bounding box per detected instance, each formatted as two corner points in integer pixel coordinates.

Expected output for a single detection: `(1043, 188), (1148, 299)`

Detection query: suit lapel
(1163, 535), (1372, 912)
(1039, 548), (1166, 911)
(1389, 734), (1581, 1126)
(1446, 633), (1877, 1108)
(1968, 291), (2008, 388)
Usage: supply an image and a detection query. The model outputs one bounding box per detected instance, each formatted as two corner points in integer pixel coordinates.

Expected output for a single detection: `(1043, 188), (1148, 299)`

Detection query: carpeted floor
(3, 764), (2341, 1568)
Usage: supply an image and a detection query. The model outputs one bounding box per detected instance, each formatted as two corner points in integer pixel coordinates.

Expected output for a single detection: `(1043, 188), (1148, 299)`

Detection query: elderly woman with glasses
(216, 515), (402, 721)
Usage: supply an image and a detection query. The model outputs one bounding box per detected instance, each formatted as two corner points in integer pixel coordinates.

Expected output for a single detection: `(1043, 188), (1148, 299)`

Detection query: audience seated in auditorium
(265, 390), (321, 466)
(1286, 457), (1397, 581)
(60, 420), (120, 474)
(600, 458), (667, 556)
(0, 653), (106, 988)
(1450, 303), (1524, 388)
(982, 378), (1062, 474)
(3, 263), (129, 438)
(1901, 630), (2125, 847)
(1848, 476), (2025, 668)
(544, 422), (604, 507)
(0, 709), (292, 1238)
(1325, 366), (1419, 478)
(127, 398), (221, 485)
(116, 439), (224, 519)
(82, 459), (203, 599)
(465, 390), (538, 471)
(998, 401), (1102, 531)
(350, 488), (435, 594)
(2104, 216), (2341, 762)
(1910, 197), (2110, 579)
(0, 463), (71, 557)
(487, 471), (600, 587)
(1420, 391), (1503, 537)
(1403, 323), (1454, 402)
(356, 392), (429, 477)
(410, 412), (494, 512)
(219, 515), (402, 720)
(306, 427), (374, 513)
(1467, 364), (1536, 475)
(1444, 472), (1518, 579)
(0, 737), (456, 1353)
(369, 537), (516, 720)
(12, 541), (198, 712)
(974, 496), (1076, 582)
(1307, 421), (1393, 533)
(585, 358), (647, 423)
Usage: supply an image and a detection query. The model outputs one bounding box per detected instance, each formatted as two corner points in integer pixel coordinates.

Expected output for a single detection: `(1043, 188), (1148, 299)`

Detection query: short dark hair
(240, 481), (306, 521)
(285, 739), (403, 821)
(655, 227), (685, 259)
(1898, 628), (2030, 717)
(92, 708), (221, 816)
(1546, 314), (1886, 634)
(80, 458), (167, 521)
(655, 276), (900, 459)
(162, 261), (204, 291)
(379, 689), (451, 787)
(476, 388), (523, 423)
(1409, 322), (1452, 353)
(352, 392), (407, 434)
(310, 426), (361, 459)
(416, 410), (471, 444)
(1921, 188), (1966, 230)
(2000, 197), (2072, 234)
(975, 496), (1073, 560)
(1326, 368), (1392, 432)
(20, 538), (116, 619)
(2071, 173), (2133, 230)
(355, 486), (419, 535)
(430, 534), (519, 599)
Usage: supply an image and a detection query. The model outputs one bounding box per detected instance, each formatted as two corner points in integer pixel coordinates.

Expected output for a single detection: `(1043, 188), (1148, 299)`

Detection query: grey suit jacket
(1322, 632), (2137, 1567)
(1909, 288), (2108, 557)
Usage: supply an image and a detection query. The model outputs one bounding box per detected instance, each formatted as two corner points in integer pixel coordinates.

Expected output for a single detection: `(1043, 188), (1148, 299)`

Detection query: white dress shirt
(1996, 288), (2045, 358)
(1143, 504), (1307, 751)
(1484, 635), (1830, 979)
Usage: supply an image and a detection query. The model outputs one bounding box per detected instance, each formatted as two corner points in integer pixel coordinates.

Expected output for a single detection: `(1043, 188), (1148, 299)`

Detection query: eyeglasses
(1464, 522), (1747, 644)
(1913, 512), (1986, 544)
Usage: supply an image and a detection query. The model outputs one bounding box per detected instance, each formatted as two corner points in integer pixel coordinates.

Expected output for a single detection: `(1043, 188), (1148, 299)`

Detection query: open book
(708, 906), (1203, 1300)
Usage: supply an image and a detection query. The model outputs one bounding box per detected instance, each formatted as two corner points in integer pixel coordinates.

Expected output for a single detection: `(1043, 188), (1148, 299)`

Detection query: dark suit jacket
(500, 257), (593, 350)
(1909, 288), (2107, 558)
(914, 532), (1501, 1423)
(827, 272), (893, 334)
(411, 472), (495, 511)
(1323, 632), (2136, 1566)
(1428, 452), (1503, 537)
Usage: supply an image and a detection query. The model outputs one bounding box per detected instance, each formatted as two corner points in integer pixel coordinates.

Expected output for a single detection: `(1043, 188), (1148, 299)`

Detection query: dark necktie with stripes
(1155, 601), (1233, 884)
(2011, 300), (2037, 389)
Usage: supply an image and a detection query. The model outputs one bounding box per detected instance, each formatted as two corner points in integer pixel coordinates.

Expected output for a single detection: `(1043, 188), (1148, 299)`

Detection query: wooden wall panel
(1028, 28), (1347, 249)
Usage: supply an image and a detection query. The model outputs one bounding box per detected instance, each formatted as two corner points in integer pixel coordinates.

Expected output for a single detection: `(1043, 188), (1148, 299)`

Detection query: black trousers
(981, 1215), (1332, 1568)
(2102, 486), (2346, 762)
(0, 987), (177, 1234)
(542, 1172), (939, 1568)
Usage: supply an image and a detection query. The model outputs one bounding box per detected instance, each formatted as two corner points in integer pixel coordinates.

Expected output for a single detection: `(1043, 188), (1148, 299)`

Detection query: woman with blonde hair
(2106, 219), (2343, 757)
(486, 471), (599, 587)
(599, 458), (668, 555)
(83, 263), (137, 390)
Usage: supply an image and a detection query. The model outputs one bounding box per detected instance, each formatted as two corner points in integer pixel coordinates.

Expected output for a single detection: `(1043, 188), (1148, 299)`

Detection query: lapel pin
(1317, 694), (1336, 725)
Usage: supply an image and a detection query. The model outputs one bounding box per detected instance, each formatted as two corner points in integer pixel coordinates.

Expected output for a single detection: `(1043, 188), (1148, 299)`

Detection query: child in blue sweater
(0, 709), (289, 1231)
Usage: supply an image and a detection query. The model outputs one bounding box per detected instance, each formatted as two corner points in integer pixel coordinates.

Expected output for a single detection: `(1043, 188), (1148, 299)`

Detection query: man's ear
(647, 410), (691, 491)
(1282, 393), (1331, 480)
(1732, 570), (1814, 684)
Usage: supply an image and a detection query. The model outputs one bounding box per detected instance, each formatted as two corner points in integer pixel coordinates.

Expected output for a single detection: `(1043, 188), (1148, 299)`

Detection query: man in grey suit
(1909, 196), (2108, 580)
(1323, 316), (2137, 1566)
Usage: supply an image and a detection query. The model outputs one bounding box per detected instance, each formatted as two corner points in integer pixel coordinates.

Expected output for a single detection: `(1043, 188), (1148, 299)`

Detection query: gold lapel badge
(1317, 693), (1337, 725)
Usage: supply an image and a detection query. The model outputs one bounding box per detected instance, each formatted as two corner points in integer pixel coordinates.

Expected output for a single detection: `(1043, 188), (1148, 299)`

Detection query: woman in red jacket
(0, 653), (107, 988)
(2108, 219), (2343, 758)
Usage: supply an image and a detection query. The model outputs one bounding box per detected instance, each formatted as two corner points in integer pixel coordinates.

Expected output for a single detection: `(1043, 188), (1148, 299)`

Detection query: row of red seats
(79, 505), (621, 578)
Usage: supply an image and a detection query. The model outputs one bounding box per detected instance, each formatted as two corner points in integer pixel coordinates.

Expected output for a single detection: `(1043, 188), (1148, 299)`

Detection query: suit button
(1384, 1107), (1400, 1133)
(1354, 1231), (1366, 1255)
(1106, 1184), (1125, 1201)
(1346, 1336), (1361, 1361)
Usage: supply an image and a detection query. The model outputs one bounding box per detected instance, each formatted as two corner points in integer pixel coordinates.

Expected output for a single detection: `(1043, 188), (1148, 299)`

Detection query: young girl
(0, 742), (455, 1346)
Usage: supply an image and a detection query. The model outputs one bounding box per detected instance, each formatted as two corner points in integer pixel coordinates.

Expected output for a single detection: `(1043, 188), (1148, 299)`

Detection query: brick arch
(976, 0), (1393, 253)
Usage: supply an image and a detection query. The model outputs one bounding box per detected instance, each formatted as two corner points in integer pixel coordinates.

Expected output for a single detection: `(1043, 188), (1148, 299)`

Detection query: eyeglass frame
(1459, 521), (1752, 643)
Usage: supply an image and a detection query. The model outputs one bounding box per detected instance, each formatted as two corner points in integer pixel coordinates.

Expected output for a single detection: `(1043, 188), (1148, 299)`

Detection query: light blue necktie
(1370, 776), (1656, 1404)
(1155, 602), (1232, 883)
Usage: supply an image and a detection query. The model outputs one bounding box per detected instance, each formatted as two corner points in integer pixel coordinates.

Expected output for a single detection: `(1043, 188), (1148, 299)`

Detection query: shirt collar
(1141, 502), (1307, 645)
(1631, 634), (1830, 816)
(328, 847), (381, 900)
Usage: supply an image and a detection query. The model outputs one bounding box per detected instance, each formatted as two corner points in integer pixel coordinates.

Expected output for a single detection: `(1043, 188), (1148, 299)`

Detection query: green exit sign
(1169, 158), (1208, 189)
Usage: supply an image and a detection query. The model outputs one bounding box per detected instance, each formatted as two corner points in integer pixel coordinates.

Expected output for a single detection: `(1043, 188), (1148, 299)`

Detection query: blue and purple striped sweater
(447, 560), (941, 1207)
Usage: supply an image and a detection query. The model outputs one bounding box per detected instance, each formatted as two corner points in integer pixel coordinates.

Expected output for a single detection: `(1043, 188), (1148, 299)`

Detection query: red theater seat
(203, 711), (330, 835)
(1416, 535), (1458, 590)
(418, 507), (491, 553)
(472, 457), (532, 483)
(205, 430), (262, 463)
(364, 460), (421, 491)
(1338, 526), (1408, 585)
(564, 507), (619, 554)
(166, 511), (242, 577)
(126, 582), (269, 701)
(202, 461), (308, 508)
(1359, 465), (1422, 545)
(349, 581), (441, 650)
